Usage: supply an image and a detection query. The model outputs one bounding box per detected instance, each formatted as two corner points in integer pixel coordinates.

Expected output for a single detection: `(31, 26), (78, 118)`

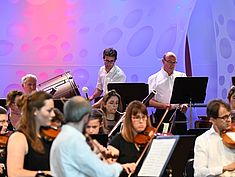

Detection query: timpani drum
(38, 72), (80, 99)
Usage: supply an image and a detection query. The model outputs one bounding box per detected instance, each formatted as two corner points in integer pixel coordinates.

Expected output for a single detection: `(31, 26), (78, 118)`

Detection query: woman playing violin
(107, 100), (153, 177)
(7, 91), (55, 177)
(0, 106), (9, 177)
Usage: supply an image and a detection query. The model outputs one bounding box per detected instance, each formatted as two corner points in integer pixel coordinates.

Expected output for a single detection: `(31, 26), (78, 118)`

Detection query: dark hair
(6, 90), (23, 108)
(101, 89), (123, 121)
(206, 99), (231, 118)
(17, 91), (52, 154)
(227, 86), (235, 102)
(0, 106), (7, 114)
(88, 108), (105, 134)
(51, 108), (64, 124)
(103, 48), (117, 60)
(64, 96), (91, 123)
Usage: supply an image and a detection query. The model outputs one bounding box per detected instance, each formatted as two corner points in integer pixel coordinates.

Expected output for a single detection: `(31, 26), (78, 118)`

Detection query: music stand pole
(189, 99), (192, 129)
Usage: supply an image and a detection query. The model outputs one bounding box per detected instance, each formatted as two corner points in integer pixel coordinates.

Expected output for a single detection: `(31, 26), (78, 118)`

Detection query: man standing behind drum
(89, 48), (126, 102)
(21, 74), (37, 95)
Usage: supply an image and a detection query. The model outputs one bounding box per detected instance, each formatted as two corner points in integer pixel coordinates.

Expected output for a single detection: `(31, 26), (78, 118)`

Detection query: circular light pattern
(219, 75), (225, 86)
(226, 19), (235, 41)
(123, 9), (143, 28)
(26, 0), (48, 5)
(130, 74), (138, 82)
(7, 23), (27, 38)
(219, 38), (232, 59)
(218, 14), (224, 25)
(102, 27), (123, 45)
(47, 34), (58, 42)
(155, 26), (177, 58)
(63, 53), (74, 62)
(0, 40), (14, 56)
(221, 88), (227, 99)
(33, 36), (42, 44)
(61, 42), (71, 51)
(3, 84), (22, 97)
(72, 69), (89, 87)
(79, 49), (88, 58)
(21, 43), (30, 52)
(227, 64), (234, 73)
(127, 26), (153, 57)
(78, 27), (90, 34)
(37, 45), (57, 61)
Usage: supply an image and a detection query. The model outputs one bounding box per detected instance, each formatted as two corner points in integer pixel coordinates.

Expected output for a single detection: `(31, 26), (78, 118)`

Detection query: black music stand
(170, 77), (208, 128)
(107, 83), (149, 109)
(232, 76), (235, 86)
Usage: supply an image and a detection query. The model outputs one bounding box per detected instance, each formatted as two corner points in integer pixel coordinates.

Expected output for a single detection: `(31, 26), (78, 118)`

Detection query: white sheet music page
(138, 138), (176, 177)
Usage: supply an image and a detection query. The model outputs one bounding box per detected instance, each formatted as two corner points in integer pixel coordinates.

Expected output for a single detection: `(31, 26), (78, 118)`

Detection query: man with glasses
(148, 51), (188, 134)
(194, 99), (235, 177)
(89, 48), (126, 103)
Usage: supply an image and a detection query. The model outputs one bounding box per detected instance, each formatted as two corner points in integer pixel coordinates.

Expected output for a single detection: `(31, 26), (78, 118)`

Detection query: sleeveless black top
(23, 135), (52, 171)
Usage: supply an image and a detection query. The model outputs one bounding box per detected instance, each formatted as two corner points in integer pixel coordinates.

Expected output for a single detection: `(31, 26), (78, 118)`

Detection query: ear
(162, 59), (165, 64)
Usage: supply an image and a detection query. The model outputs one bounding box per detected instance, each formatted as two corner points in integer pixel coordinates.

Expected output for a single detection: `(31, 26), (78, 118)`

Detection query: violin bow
(128, 108), (169, 177)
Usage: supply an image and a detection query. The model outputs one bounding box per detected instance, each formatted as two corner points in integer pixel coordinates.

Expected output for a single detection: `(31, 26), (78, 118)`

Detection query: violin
(0, 131), (13, 148)
(134, 126), (157, 147)
(221, 126), (235, 149)
(40, 126), (60, 142)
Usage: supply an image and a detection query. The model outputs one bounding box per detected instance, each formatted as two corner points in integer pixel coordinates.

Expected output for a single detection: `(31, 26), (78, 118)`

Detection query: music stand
(107, 83), (149, 109)
(170, 77), (208, 128)
(232, 76), (235, 86)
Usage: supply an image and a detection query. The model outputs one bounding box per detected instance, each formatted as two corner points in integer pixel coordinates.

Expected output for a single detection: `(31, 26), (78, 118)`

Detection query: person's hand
(180, 104), (188, 113)
(223, 162), (235, 172)
(121, 163), (136, 174)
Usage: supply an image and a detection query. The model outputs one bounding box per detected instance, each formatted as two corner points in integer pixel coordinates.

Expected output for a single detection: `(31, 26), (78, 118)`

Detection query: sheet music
(138, 138), (176, 177)
(226, 132), (235, 142)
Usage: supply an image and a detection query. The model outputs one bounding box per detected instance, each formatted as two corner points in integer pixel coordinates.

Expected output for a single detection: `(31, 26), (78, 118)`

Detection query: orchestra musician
(147, 51), (188, 134)
(7, 91), (55, 177)
(0, 106), (9, 177)
(6, 90), (23, 131)
(50, 96), (124, 177)
(227, 86), (235, 110)
(21, 73), (37, 95)
(107, 100), (153, 177)
(89, 48), (126, 103)
(194, 99), (235, 177)
(101, 90), (123, 134)
(85, 108), (106, 135)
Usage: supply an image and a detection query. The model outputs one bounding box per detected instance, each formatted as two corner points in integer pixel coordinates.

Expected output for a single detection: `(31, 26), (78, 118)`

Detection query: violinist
(0, 106), (9, 177)
(107, 100), (153, 177)
(6, 90), (23, 131)
(7, 91), (55, 177)
(50, 96), (123, 177)
(194, 99), (235, 177)
(85, 108), (105, 135)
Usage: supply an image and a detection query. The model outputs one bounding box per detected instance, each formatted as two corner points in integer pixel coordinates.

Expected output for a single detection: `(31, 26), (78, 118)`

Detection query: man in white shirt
(89, 48), (126, 103)
(148, 51), (188, 134)
(194, 99), (235, 177)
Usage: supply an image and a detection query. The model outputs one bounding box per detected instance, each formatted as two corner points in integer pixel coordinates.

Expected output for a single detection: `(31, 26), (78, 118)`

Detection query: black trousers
(151, 109), (187, 135)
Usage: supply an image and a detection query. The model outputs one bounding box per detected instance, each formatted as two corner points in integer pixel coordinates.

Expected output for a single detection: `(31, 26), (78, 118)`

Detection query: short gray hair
(21, 74), (38, 84)
(64, 96), (91, 123)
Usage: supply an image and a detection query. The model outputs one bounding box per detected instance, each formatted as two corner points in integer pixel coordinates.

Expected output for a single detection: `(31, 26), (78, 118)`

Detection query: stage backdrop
(0, 0), (235, 126)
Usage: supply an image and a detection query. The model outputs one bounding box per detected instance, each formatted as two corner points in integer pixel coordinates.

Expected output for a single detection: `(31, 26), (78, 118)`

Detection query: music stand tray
(170, 77), (208, 128)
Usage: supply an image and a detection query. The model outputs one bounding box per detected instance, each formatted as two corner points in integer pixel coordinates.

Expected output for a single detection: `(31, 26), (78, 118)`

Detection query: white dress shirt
(96, 65), (126, 95)
(194, 127), (235, 177)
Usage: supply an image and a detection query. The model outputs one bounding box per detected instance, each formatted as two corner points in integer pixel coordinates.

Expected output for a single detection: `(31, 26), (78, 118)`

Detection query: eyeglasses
(104, 59), (115, 63)
(132, 115), (147, 122)
(217, 114), (231, 120)
(164, 59), (177, 65)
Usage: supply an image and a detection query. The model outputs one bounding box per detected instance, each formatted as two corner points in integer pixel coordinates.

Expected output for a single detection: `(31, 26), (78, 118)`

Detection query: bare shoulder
(8, 132), (27, 149)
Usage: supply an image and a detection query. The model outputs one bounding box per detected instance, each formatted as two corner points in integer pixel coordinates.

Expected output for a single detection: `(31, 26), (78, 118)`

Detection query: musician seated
(85, 108), (105, 135)
(0, 106), (9, 177)
(107, 100), (154, 177)
(194, 99), (235, 177)
(50, 96), (124, 177)
(227, 86), (235, 110)
(7, 91), (54, 177)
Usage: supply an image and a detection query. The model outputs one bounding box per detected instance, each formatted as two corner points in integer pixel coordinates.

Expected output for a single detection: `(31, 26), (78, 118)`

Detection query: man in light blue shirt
(50, 96), (123, 177)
